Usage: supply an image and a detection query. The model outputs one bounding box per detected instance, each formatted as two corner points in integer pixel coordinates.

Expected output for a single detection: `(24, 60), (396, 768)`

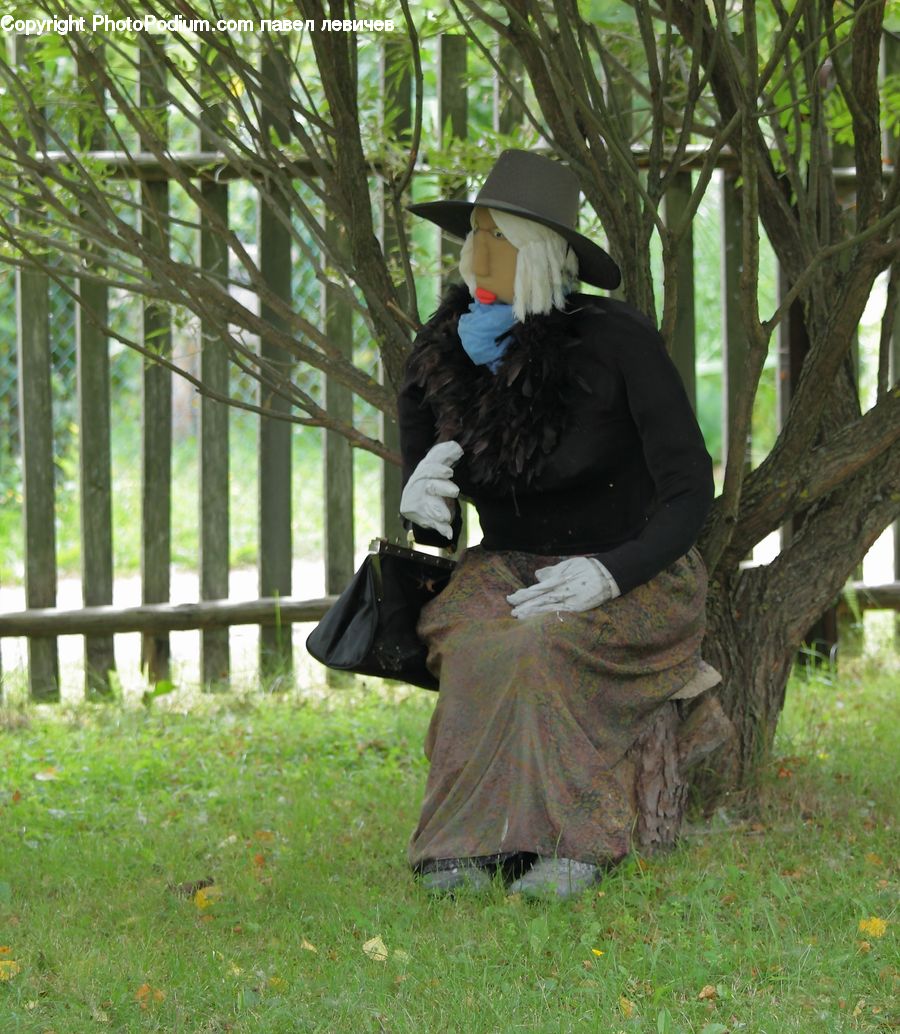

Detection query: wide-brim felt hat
(408, 149), (621, 291)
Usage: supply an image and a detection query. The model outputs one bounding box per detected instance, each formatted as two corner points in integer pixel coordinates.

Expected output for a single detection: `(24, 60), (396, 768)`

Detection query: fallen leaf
(619, 996), (636, 1018)
(864, 853), (884, 867)
(135, 983), (166, 1009)
(34, 768), (59, 781)
(194, 885), (223, 910)
(858, 917), (888, 939)
(267, 976), (287, 991)
(301, 939), (318, 954)
(393, 949), (410, 963)
(0, 959), (21, 981)
(255, 830), (275, 842)
(858, 941), (872, 953)
(11, 790), (21, 803)
(698, 984), (717, 1001)
(362, 936), (389, 962)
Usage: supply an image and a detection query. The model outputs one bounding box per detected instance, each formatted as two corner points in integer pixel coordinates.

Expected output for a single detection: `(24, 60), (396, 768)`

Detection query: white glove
(506, 557), (620, 619)
(400, 440), (464, 540)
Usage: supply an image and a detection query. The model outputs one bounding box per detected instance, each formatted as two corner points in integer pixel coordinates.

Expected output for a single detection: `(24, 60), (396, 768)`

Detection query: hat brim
(408, 199), (621, 291)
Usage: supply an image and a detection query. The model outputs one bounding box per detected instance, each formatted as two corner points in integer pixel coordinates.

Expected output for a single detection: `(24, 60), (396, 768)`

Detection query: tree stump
(628, 694), (736, 854)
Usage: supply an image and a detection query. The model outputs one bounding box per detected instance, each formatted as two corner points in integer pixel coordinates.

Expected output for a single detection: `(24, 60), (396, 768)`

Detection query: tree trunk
(699, 577), (795, 799)
(630, 694), (736, 853)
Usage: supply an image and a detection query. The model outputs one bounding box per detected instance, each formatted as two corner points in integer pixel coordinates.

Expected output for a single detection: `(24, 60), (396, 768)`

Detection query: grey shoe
(507, 857), (600, 899)
(420, 861), (492, 894)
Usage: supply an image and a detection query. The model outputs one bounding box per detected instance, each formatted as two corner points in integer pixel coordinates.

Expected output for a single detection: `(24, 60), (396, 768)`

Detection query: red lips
(475, 287), (498, 304)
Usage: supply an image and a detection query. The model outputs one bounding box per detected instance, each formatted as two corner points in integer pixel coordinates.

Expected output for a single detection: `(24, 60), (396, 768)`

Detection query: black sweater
(397, 286), (714, 595)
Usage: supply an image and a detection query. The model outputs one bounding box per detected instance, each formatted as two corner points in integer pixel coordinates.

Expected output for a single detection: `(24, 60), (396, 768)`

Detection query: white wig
(458, 207), (579, 322)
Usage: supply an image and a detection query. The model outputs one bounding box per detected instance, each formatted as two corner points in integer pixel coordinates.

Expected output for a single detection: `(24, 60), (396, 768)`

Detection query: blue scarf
(457, 299), (516, 373)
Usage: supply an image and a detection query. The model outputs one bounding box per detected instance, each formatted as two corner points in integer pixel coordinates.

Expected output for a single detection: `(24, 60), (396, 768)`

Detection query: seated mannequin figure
(398, 150), (720, 897)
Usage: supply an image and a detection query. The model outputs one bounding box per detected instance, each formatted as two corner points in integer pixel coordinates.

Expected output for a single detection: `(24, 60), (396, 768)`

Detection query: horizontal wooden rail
(33, 147), (881, 183)
(839, 582), (900, 610)
(0, 596), (337, 638)
(0, 583), (895, 641)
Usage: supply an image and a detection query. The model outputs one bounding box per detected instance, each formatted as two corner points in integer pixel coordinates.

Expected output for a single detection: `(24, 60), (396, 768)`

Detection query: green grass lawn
(0, 662), (896, 1033)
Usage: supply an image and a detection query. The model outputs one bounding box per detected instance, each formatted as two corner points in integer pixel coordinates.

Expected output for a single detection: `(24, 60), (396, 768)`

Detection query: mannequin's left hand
(507, 557), (620, 619)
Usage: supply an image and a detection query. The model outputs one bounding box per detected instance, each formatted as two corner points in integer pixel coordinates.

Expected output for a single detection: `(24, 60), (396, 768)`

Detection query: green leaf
(141, 680), (176, 707)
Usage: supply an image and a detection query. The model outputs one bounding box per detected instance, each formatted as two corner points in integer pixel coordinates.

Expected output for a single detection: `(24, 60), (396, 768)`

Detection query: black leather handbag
(305, 539), (456, 690)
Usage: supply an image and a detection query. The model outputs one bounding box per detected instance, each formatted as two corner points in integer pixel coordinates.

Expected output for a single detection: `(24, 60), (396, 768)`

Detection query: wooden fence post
(663, 170), (698, 410)
(886, 32), (900, 651)
(76, 43), (116, 698)
(138, 43), (173, 685)
(438, 34), (468, 285)
(13, 34), (59, 701)
(199, 46), (231, 689)
(438, 32), (470, 554)
(323, 217), (355, 599)
(832, 120), (865, 656)
(322, 217), (355, 687)
(379, 40), (410, 544)
(258, 46), (294, 681)
(894, 300), (900, 652)
(494, 38), (524, 134)
(720, 169), (751, 474)
(777, 267), (841, 662)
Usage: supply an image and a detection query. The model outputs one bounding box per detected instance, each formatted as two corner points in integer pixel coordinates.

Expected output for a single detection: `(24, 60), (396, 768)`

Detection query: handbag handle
(368, 537), (456, 571)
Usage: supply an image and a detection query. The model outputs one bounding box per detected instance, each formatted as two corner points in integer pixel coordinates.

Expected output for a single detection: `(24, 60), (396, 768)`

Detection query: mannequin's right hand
(400, 441), (464, 540)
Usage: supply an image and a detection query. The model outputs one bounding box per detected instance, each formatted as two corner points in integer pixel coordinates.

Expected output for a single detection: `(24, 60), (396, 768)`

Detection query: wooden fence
(0, 29), (898, 702)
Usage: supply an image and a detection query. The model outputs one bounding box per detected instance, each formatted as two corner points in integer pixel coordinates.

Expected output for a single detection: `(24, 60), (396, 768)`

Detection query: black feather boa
(406, 283), (593, 490)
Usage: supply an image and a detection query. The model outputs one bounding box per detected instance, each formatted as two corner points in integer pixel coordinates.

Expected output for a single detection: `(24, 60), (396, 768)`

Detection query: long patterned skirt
(408, 546), (719, 870)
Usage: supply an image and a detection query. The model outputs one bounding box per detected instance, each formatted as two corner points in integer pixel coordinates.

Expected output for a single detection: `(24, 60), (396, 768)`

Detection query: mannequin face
(471, 207), (517, 304)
